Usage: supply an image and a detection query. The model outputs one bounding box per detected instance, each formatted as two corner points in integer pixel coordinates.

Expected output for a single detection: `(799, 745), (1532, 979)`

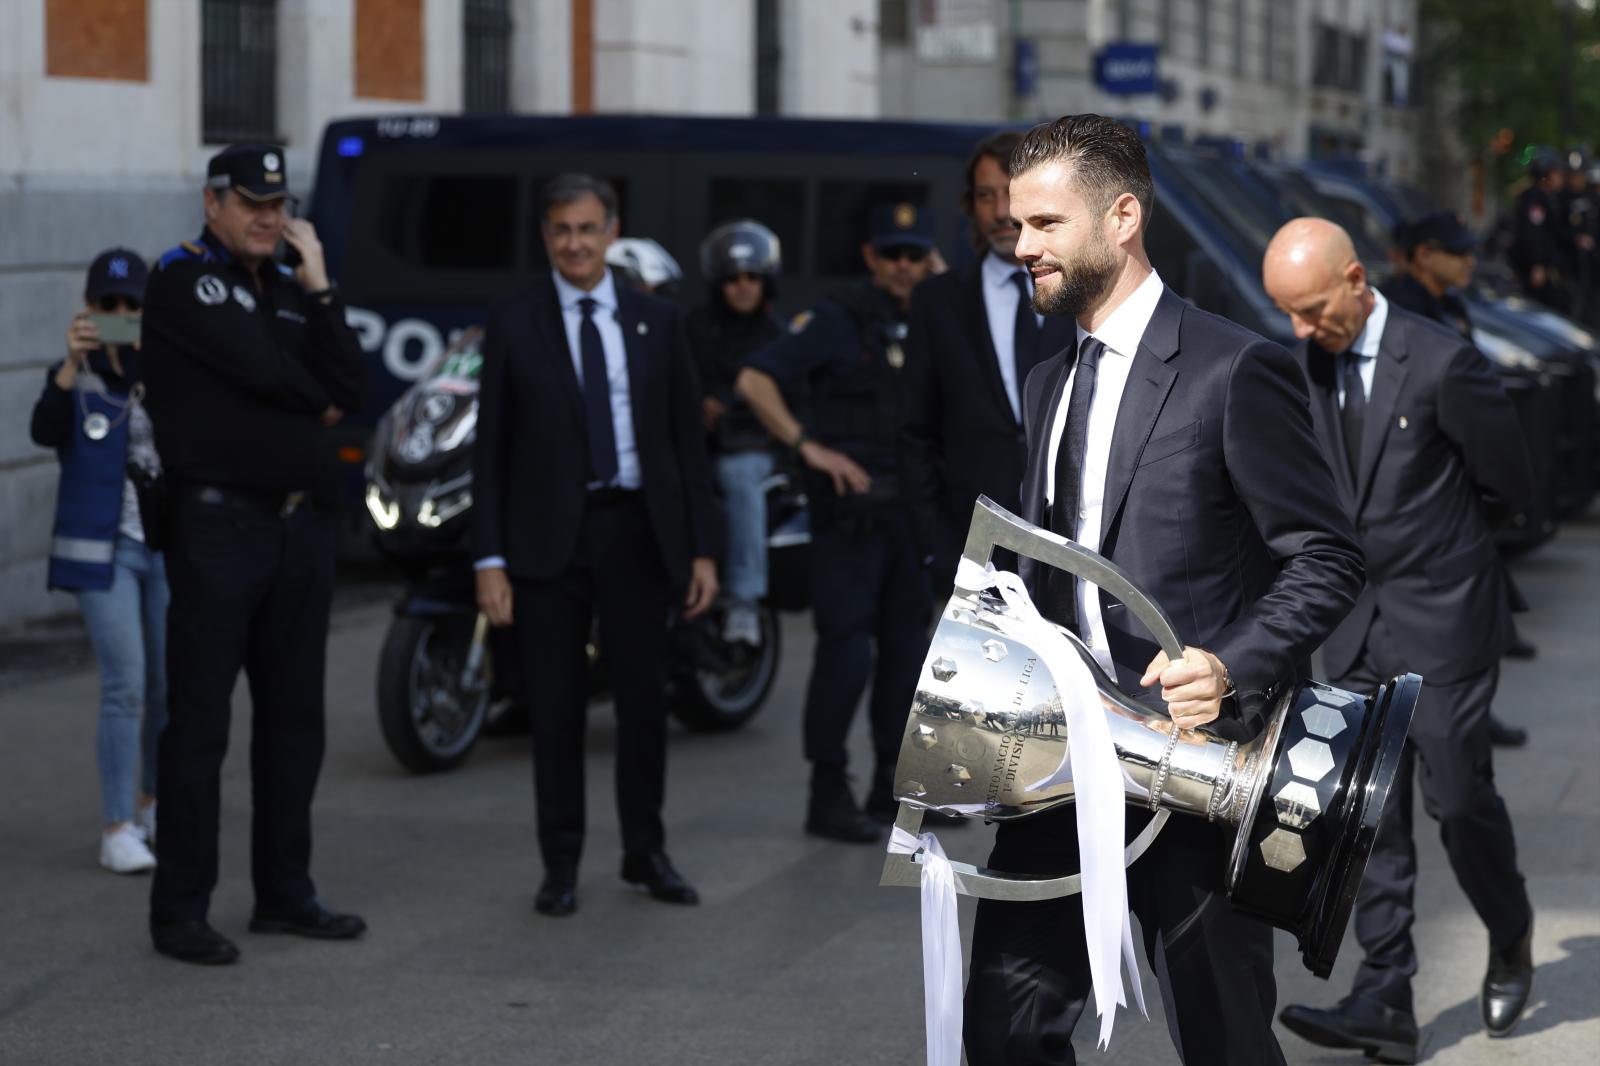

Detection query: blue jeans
(77, 535), (169, 826)
(715, 450), (774, 604)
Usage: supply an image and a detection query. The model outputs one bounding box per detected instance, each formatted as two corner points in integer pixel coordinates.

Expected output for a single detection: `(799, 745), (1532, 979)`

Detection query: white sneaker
(135, 803), (156, 845)
(100, 824), (157, 874)
(721, 603), (762, 646)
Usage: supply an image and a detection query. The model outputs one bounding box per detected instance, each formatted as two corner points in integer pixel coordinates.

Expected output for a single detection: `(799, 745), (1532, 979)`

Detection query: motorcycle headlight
(416, 474), (472, 529)
(1472, 329), (1543, 373)
(365, 479), (401, 531)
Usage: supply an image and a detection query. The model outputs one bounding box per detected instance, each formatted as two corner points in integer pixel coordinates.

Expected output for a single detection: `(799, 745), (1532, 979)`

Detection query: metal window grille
(464, 0), (513, 114)
(202, 0), (278, 144)
(756, 0), (781, 116)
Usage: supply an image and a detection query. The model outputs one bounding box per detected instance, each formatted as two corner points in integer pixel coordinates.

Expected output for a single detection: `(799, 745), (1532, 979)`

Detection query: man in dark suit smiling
(472, 173), (719, 918)
(961, 116), (1363, 1066)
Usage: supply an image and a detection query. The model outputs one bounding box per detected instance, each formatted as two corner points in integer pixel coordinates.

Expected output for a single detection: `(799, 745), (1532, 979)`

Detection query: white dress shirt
(1338, 289), (1388, 408)
(980, 250), (1045, 421)
(1043, 269), (1167, 674)
(552, 267), (641, 490)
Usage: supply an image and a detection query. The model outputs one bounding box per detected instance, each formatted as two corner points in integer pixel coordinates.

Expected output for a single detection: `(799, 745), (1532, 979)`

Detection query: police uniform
(743, 204), (934, 840)
(142, 145), (366, 962)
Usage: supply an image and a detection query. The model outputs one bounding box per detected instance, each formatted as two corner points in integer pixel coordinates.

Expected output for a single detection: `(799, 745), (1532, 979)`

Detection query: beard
(1032, 232), (1118, 317)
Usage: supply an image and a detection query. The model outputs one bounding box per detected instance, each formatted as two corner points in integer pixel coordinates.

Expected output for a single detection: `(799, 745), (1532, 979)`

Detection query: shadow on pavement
(1419, 934), (1600, 1061)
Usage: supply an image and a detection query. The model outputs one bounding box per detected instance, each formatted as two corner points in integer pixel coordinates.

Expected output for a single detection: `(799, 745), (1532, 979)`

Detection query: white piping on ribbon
(955, 558), (1147, 1048)
(887, 827), (963, 1066)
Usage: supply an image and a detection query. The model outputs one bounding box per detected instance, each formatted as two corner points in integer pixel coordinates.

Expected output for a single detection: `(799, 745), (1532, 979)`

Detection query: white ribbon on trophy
(890, 559), (1147, 1066)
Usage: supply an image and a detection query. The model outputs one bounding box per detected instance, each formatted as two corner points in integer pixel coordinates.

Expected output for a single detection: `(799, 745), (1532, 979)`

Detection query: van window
(814, 180), (930, 275)
(374, 174), (519, 271)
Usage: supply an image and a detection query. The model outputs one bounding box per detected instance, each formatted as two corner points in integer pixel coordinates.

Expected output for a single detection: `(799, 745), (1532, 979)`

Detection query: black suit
(964, 285), (1364, 1066)
(472, 272), (716, 873)
(1292, 301), (1534, 1015)
(899, 258), (1075, 578)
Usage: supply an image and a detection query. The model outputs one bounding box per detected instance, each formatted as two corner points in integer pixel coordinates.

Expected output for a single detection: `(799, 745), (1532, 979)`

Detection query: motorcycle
(364, 328), (806, 773)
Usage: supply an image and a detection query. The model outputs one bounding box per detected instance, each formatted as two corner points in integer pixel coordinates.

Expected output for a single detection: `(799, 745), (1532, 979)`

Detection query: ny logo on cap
(108, 258), (129, 279)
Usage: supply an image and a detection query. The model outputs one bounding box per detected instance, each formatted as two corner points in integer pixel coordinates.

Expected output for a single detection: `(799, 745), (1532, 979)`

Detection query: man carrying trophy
(958, 116), (1365, 1065)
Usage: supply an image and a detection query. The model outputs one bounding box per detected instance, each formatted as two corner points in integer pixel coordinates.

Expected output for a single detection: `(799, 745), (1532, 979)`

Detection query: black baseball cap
(84, 247), (149, 302)
(867, 202), (936, 251)
(1402, 212), (1477, 256)
(206, 143), (291, 201)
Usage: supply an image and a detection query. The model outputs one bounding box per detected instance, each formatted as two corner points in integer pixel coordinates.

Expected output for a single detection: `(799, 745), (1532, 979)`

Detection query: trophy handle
(961, 494), (1187, 680)
(885, 803), (1171, 900)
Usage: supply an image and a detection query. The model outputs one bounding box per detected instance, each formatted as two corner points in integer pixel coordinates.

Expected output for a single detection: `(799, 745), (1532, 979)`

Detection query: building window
(880, 0), (909, 45)
(1262, 0), (1277, 83)
(756, 0), (781, 115)
(1118, 0), (1133, 40)
(463, 0), (512, 113)
(1312, 23), (1367, 92)
(1197, 0), (1211, 68)
(1159, 0), (1175, 47)
(1232, 0), (1246, 77)
(201, 0), (278, 144)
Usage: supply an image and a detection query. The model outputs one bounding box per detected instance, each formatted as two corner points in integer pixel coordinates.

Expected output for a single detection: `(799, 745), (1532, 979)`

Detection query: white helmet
(605, 238), (683, 293)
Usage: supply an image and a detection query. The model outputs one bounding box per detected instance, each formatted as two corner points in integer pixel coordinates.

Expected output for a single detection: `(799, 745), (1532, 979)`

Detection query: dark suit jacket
(471, 273), (718, 586)
(900, 259), (1075, 574)
(1293, 304), (1533, 685)
(1018, 286), (1364, 737)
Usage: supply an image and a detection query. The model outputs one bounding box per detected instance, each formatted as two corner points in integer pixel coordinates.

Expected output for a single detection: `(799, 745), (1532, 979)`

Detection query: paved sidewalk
(0, 516), (1595, 1064)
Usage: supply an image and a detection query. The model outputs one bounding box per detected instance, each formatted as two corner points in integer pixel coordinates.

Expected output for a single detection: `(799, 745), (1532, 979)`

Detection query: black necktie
(1340, 352), (1366, 478)
(578, 297), (619, 486)
(1050, 336), (1103, 634)
(1010, 270), (1042, 390)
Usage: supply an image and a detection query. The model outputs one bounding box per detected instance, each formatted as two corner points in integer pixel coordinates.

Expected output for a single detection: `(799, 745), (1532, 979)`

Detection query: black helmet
(699, 219), (782, 283)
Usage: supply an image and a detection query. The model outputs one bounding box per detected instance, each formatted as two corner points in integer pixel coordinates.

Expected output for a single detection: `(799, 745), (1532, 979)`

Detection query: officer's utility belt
(180, 482), (306, 518)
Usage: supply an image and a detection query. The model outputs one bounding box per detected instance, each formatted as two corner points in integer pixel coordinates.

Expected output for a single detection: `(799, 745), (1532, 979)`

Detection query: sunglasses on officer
(876, 245), (929, 264)
(721, 271), (766, 285)
(96, 295), (142, 313)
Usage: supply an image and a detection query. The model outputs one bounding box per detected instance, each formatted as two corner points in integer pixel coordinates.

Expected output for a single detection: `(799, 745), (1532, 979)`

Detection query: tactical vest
(809, 283), (908, 484)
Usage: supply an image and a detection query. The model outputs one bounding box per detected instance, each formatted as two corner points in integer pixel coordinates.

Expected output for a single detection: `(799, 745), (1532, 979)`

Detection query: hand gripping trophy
(880, 498), (1418, 1059)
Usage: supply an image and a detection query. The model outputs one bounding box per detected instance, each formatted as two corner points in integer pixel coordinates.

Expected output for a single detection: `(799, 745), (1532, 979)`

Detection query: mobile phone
(281, 240), (303, 268)
(87, 312), (142, 346)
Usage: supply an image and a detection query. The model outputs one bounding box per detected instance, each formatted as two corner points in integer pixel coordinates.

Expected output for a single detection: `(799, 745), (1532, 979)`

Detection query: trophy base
(1227, 674), (1420, 977)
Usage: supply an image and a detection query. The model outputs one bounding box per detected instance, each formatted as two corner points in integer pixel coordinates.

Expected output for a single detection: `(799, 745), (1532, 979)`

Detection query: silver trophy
(880, 497), (1418, 976)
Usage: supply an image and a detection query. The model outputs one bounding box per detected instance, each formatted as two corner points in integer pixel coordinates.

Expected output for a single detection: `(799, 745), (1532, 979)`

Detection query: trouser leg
(868, 525), (930, 768)
(802, 525), (880, 769)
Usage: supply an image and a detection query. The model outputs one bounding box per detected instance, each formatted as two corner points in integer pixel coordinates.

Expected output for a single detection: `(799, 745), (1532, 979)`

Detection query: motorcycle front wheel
(669, 604), (782, 732)
(376, 614), (490, 773)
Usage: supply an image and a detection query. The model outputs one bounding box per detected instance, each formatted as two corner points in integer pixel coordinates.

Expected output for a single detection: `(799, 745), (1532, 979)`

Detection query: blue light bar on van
(338, 136), (365, 158)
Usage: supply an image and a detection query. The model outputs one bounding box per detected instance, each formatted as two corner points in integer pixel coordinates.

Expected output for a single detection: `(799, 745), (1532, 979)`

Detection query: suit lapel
(1299, 342), (1358, 511)
(1098, 288), (1182, 545)
(1353, 316), (1408, 515)
(959, 261), (1016, 422)
(535, 277), (586, 419)
(614, 286), (650, 426)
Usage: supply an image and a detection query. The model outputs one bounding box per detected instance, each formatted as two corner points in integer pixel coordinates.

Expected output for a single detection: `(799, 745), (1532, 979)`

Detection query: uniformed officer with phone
(141, 144), (367, 965)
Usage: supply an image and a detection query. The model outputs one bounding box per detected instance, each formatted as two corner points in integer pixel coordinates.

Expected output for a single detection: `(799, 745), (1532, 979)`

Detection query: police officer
(1559, 154), (1598, 324)
(736, 203), (936, 842)
(688, 219), (785, 645)
(141, 144), (367, 964)
(1510, 152), (1574, 310)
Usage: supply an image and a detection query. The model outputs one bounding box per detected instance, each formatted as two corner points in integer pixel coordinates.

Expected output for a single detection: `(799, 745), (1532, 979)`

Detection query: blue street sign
(1095, 43), (1159, 96)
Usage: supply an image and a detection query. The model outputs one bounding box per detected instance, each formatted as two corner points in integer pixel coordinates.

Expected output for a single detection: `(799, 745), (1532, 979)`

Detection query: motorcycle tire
(376, 614), (490, 773)
(669, 604), (782, 732)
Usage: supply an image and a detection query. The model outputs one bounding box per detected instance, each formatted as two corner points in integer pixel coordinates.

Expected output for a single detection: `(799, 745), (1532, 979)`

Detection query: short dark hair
(1010, 114), (1155, 228)
(540, 172), (618, 222)
(960, 129), (1024, 217)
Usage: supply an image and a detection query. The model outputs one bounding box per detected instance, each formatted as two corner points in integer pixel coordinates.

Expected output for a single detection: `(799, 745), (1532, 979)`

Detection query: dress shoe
(807, 765), (881, 843)
(482, 701), (531, 738)
(1482, 921), (1535, 1036)
(621, 851), (699, 905)
(1488, 714), (1529, 748)
(1279, 995), (1418, 1064)
(248, 898), (367, 939)
(534, 871), (578, 917)
(1505, 636), (1538, 660)
(151, 919), (240, 966)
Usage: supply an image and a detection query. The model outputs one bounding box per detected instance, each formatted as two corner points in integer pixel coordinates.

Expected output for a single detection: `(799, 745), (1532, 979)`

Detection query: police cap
(867, 201), (936, 252)
(206, 143), (291, 201)
(1402, 212), (1476, 256)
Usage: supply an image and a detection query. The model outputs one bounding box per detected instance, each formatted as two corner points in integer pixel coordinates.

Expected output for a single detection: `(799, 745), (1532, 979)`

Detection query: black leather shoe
(482, 701), (531, 738)
(1488, 714), (1529, 748)
(1482, 922), (1534, 1036)
(621, 851), (699, 905)
(1505, 636), (1538, 660)
(151, 919), (240, 966)
(808, 766), (881, 843)
(249, 898), (367, 939)
(534, 871), (578, 917)
(1279, 995), (1418, 1064)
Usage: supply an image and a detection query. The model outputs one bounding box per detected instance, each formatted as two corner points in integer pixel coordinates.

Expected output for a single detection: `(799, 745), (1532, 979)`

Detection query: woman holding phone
(29, 247), (167, 874)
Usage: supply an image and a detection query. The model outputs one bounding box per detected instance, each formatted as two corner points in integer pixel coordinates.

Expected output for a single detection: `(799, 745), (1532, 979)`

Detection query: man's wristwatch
(305, 282), (337, 302)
